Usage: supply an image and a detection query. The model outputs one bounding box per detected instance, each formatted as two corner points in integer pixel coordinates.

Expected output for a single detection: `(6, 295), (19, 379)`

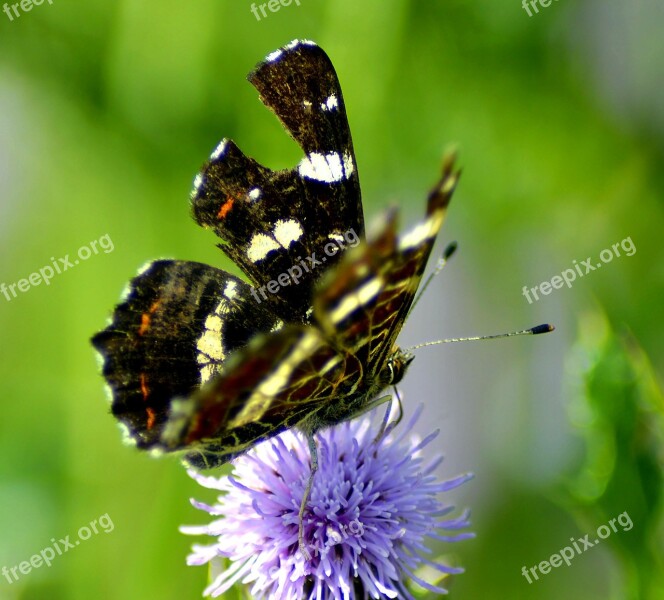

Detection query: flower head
(181, 405), (474, 599)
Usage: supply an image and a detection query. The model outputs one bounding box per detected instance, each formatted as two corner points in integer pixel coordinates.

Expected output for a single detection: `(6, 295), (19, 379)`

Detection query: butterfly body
(298, 346), (413, 434)
(92, 39), (458, 472)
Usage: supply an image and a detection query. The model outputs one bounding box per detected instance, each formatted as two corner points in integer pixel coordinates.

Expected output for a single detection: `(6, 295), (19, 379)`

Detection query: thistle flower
(181, 405), (474, 599)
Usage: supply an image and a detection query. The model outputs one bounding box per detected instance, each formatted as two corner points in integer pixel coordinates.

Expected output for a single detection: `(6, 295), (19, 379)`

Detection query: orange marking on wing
(217, 196), (235, 220)
(140, 373), (149, 401)
(138, 300), (161, 336)
(138, 314), (150, 336)
(146, 407), (156, 430)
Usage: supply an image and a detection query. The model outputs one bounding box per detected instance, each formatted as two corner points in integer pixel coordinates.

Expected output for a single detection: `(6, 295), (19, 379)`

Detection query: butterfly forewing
(248, 40), (363, 236)
(162, 326), (362, 468)
(313, 161), (459, 372)
(191, 41), (363, 323)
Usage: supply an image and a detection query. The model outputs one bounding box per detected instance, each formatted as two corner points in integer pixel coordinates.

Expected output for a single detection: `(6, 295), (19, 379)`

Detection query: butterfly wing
(161, 324), (361, 468)
(313, 156), (460, 371)
(162, 161), (459, 469)
(92, 41), (453, 471)
(191, 40), (363, 323)
(91, 260), (282, 448)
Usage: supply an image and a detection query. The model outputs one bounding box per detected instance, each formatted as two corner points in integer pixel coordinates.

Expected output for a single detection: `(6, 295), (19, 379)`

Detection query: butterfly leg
(391, 386), (404, 427)
(375, 394), (394, 441)
(298, 432), (319, 560)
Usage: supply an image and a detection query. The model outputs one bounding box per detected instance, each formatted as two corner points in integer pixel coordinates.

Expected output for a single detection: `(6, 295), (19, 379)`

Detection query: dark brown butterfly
(92, 39), (550, 555)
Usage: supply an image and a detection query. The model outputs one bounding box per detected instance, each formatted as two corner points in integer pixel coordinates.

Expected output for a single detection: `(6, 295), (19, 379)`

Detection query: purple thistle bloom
(181, 405), (474, 599)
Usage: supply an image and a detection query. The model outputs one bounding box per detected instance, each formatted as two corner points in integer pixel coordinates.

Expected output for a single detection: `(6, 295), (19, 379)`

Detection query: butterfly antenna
(407, 323), (555, 351)
(409, 241), (458, 316)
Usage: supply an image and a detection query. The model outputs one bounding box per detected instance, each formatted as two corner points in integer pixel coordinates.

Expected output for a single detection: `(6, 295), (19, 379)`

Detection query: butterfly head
(382, 348), (415, 386)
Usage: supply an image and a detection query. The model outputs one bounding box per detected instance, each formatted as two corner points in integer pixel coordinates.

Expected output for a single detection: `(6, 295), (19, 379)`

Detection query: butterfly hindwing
(91, 260), (282, 448)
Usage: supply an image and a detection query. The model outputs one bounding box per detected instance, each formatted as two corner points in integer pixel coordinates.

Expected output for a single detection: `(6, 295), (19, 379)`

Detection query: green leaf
(563, 311), (664, 600)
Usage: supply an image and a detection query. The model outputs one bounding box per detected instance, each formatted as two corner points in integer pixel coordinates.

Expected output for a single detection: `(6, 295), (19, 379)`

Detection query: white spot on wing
(286, 39), (316, 51)
(266, 49), (283, 62)
(398, 212), (444, 250)
(247, 233), (281, 262)
(136, 261), (156, 277)
(204, 314), (222, 332)
(119, 282), (132, 302)
(321, 95), (338, 111)
(343, 152), (354, 176)
(298, 152), (349, 183)
(197, 330), (224, 361)
(211, 139), (228, 160)
(268, 40), (317, 63)
(118, 422), (137, 447)
(195, 298), (235, 382)
(223, 280), (238, 300)
(330, 277), (382, 324)
(191, 174), (204, 199)
(248, 187), (261, 201)
(273, 219), (303, 248)
(213, 299), (229, 315)
(199, 364), (218, 383)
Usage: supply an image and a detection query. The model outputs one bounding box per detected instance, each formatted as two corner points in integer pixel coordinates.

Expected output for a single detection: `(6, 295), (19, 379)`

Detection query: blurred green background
(1, 1), (663, 599)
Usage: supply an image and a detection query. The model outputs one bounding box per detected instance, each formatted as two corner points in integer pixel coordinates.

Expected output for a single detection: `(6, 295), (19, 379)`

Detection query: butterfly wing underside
(92, 40), (459, 475)
(163, 325), (362, 468)
(313, 157), (460, 373)
(165, 160), (459, 469)
(91, 260), (283, 448)
(93, 40), (370, 461)
(190, 40), (364, 323)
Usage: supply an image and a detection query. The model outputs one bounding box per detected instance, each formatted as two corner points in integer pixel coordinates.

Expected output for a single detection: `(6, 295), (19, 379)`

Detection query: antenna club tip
(443, 241), (458, 259)
(531, 324), (555, 335)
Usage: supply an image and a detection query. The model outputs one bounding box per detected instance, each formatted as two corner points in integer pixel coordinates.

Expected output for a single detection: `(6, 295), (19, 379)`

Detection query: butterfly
(93, 39), (468, 555)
